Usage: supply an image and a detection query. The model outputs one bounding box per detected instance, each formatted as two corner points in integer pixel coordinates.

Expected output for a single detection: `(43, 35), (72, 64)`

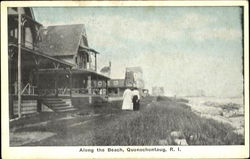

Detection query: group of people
(122, 88), (140, 111)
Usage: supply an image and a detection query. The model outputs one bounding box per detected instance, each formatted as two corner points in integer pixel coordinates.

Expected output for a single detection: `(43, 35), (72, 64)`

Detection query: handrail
(62, 87), (67, 94)
(21, 83), (30, 94)
(21, 83), (36, 95)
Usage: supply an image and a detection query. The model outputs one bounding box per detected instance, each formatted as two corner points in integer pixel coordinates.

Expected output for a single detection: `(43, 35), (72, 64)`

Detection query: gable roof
(38, 24), (88, 56)
(24, 7), (35, 20)
(126, 67), (143, 73)
(8, 7), (34, 19)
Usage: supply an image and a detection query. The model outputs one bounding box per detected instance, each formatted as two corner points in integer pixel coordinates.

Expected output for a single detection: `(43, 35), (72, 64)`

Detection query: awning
(79, 46), (100, 54)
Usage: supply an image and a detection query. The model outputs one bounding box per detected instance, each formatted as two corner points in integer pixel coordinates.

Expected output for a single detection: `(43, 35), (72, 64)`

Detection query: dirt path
(10, 112), (119, 146)
(10, 98), (154, 146)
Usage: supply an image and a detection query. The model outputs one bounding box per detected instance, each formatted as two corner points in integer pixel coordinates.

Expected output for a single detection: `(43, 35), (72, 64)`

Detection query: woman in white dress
(122, 88), (133, 110)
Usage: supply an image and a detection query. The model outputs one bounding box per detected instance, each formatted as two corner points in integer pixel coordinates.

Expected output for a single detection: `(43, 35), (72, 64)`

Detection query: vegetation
(88, 96), (244, 145)
(10, 96), (244, 146)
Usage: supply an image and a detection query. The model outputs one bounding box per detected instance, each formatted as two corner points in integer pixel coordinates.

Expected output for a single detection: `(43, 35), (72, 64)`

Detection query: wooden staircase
(42, 98), (77, 112)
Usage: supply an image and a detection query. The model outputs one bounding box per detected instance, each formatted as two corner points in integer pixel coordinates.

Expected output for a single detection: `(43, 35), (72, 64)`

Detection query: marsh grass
(90, 97), (244, 145)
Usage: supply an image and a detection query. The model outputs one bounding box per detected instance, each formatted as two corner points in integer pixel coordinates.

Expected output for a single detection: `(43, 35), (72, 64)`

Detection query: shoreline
(182, 96), (244, 135)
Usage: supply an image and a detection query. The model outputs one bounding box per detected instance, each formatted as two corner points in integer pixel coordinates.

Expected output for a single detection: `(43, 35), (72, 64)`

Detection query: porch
(35, 68), (110, 98)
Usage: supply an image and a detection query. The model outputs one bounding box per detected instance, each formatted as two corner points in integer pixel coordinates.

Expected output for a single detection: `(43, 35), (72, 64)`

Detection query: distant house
(152, 87), (165, 96)
(108, 66), (148, 98)
(107, 79), (126, 96)
(125, 67), (144, 89)
(8, 7), (109, 119)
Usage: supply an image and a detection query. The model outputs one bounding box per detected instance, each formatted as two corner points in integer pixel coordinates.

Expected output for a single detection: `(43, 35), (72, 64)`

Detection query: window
(98, 81), (103, 87)
(113, 80), (118, 86)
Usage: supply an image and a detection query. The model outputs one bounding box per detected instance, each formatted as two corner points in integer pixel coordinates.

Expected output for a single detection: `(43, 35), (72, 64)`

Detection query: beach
(185, 96), (244, 135)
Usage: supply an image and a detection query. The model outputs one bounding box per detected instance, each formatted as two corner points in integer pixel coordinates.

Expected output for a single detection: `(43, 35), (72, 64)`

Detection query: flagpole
(17, 7), (22, 118)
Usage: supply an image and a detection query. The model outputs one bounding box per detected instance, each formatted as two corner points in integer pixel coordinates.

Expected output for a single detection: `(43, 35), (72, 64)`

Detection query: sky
(33, 6), (244, 97)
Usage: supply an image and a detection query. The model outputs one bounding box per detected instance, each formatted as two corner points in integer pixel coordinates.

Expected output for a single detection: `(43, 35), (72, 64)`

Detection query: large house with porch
(8, 7), (109, 119)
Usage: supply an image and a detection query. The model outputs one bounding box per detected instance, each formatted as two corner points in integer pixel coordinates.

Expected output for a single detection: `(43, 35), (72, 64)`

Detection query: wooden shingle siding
(13, 100), (37, 115)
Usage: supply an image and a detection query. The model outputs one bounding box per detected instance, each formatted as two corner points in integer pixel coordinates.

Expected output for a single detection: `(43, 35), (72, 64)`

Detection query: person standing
(132, 88), (140, 111)
(122, 88), (133, 110)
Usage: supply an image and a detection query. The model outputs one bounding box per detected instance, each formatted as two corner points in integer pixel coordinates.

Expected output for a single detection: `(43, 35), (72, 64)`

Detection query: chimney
(109, 61), (111, 77)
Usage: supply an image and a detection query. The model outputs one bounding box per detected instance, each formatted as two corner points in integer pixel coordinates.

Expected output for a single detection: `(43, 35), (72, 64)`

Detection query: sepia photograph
(1, 1), (249, 158)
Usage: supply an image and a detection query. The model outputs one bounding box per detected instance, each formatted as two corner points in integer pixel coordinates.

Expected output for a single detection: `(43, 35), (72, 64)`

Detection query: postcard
(1, 1), (249, 158)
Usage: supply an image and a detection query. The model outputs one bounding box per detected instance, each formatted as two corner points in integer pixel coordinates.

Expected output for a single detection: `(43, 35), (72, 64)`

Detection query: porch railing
(37, 89), (56, 96)
(58, 87), (71, 95)
(37, 88), (108, 96)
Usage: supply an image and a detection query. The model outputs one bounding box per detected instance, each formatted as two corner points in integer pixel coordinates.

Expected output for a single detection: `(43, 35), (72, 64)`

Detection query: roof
(25, 7), (35, 20)
(38, 24), (88, 56)
(37, 68), (110, 80)
(8, 7), (34, 19)
(126, 66), (143, 73)
(8, 43), (74, 68)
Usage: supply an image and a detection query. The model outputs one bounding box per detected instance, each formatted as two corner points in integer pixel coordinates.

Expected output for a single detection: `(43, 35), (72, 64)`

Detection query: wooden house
(107, 79), (127, 97)
(8, 7), (109, 119)
(125, 67), (144, 89)
(37, 24), (109, 98)
(152, 87), (165, 96)
(8, 7), (75, 118)
(108, 67), (147, 98)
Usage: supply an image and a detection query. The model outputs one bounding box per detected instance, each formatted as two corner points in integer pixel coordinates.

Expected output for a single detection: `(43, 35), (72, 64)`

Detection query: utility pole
(17, 8), (22, 118)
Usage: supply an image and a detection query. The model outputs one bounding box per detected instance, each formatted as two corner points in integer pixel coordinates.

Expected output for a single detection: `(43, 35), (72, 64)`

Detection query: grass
(88, 96), (244, 145)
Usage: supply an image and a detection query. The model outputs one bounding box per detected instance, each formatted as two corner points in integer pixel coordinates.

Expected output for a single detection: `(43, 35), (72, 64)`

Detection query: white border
(1, 1), (249, 159)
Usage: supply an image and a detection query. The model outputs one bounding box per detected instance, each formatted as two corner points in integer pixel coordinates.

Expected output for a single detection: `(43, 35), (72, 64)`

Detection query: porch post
(36, 72), (41, 112)
(36, 72), (40, 95)
(117, 88), (120, 96)
(17, 7), (22, 118)
(89, 54), (92, 70)
(97, 74), (99, 95)
(106, 79), (108, 96)
(55, 72), (58, 97)
(69, 71), (72, 97)
(94, 53), (97, 71)
(102, 80), (105, 96)
(87, 75), (92, 104)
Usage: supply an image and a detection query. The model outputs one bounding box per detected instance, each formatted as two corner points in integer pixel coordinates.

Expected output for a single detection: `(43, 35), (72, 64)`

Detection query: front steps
(42, 98), (77, 112)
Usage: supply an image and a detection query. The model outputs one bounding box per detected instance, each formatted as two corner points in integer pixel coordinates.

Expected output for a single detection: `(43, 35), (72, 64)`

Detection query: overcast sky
(33, 7), (243, 97)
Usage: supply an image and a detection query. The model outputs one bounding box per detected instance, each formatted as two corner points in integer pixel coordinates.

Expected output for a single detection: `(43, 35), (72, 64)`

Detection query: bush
(156, 96), (171, 102)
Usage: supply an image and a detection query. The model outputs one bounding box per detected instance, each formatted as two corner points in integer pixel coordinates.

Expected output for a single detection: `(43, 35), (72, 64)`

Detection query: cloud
(38, 11), (240, 47)
(34, 9), (243, 97)
(193, 28), (242, 41)
(170, 12), (217, 30)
